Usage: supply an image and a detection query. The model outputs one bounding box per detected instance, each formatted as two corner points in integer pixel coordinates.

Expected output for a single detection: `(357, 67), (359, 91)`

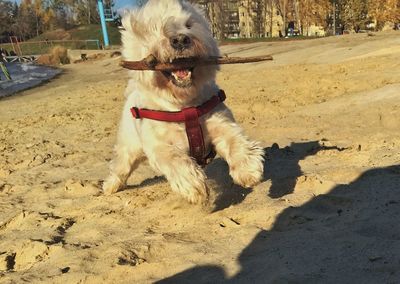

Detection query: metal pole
(0, 62), (12, 81)
(97, 0), (110, 48)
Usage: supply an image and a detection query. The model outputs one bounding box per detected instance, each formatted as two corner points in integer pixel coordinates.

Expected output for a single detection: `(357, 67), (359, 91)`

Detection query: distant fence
(0, 39), (101, 56)
(3, 55), (39, 63)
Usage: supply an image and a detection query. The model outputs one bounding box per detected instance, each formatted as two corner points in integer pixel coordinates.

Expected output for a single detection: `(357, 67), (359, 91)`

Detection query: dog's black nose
(170, 34), (192, 51)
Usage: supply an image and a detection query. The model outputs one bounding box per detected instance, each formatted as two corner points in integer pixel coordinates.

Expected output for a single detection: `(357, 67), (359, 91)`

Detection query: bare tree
(252, 0), (265, 37)
(265, 0), (274, 37)
(293, 0), (302, 34)
(274, 0), (288, 36)
(193, 0), (228, 39)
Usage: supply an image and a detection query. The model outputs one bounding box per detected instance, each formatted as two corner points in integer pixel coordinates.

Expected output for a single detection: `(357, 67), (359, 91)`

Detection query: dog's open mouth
(163, 68), (194, 88)
(161, 57), (197, 88)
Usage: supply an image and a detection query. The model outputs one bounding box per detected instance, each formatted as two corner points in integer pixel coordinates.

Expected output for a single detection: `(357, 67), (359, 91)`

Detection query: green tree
(0, 0), (15, 38)
(13, 0), (37, 40)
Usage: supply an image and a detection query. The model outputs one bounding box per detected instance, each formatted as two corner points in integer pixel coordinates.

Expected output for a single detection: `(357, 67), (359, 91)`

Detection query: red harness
(130, 90), (226, 166)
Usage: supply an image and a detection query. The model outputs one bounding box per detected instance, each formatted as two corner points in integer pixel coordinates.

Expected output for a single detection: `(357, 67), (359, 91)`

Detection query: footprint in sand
(64, 179), (102, 196)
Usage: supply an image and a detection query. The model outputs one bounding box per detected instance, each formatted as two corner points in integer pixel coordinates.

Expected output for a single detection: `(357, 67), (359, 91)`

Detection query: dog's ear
(121, 9), (146, 40)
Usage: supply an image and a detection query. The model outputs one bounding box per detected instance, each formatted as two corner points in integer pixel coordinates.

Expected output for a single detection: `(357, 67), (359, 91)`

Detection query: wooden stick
(120, 55), (273, 71)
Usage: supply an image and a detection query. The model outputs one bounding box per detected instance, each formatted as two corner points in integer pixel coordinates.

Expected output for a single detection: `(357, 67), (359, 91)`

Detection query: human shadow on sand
(158, 164), (400, 283)
(210, 140), (344, 212)
(264, 141), (346, 199)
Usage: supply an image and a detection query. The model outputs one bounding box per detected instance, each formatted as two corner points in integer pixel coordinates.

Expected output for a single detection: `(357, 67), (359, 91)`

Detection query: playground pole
(0, 62), (12, 81)
(97, 0), (110, 48)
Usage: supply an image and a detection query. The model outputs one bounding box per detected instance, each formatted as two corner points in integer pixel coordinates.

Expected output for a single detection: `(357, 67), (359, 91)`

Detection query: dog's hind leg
(145, 145), (209, 204)
(103, 109), (145, 195)
(207, 113), (264, 188)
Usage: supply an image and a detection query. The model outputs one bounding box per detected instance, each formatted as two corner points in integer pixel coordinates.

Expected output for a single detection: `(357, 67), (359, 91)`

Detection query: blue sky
(115, 0), (137, 11)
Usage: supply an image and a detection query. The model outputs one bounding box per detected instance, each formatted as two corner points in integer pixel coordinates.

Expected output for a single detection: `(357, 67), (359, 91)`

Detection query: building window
(242, 22), (245, 27)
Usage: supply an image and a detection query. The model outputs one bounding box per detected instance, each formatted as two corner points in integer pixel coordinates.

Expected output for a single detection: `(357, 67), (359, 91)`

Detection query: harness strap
(130, 90), (226, 165)
(130, 90), (225, 121)
(183, 107), (206, 165)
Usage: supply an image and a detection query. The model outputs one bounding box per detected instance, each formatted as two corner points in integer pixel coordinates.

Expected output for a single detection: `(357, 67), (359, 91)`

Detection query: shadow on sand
(263, 141), (345, 198)
(158, 149), (400, 282)
(209, 141), (344, 212)
(205, 158), (253, 212)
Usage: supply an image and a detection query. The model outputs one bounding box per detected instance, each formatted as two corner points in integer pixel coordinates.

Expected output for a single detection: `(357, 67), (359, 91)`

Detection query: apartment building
(197, 0), (240, 39)
(198, 0), (325, 39)
(199, 0), (284, 38)
(238, 0), (284, 38)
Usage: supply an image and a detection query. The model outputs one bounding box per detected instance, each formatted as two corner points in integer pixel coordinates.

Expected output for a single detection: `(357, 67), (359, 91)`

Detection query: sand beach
(1, 31), (400, 283)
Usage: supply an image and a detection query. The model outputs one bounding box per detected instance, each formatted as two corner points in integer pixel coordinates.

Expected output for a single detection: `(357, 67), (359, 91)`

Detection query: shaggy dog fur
(103, 0), (264, 203)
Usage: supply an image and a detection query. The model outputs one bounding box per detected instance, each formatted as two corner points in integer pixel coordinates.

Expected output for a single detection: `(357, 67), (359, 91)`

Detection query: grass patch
(0, 43), (13, 52)
(66, 24), (121, 45)
(0, 24), (121, 55)
(29, 24), (121, 45)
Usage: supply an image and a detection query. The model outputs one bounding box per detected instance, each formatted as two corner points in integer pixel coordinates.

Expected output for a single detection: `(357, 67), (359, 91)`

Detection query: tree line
(1, 0), (398, 43)
(0, 0), (115, 43)
(193, 0), (399, 38)
(335, 0), (399, 32)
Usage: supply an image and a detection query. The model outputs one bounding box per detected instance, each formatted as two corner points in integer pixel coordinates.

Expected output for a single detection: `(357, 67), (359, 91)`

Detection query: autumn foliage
(0, 0), (115, 42)
(195, 0), (400, 36)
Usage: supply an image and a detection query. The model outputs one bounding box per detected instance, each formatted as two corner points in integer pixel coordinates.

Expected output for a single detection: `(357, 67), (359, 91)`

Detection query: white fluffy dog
(103, 0), (264, 203)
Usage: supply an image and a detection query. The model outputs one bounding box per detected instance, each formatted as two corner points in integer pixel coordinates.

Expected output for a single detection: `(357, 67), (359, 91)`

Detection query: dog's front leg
(145, 145), (209, 204)
(207, 113), (264, 188)
(103, 145), (145, 195)
(103, 110), (145, 195)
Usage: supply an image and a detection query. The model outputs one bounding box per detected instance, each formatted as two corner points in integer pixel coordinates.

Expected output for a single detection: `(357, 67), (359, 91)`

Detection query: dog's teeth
(169, 58), (173, 63)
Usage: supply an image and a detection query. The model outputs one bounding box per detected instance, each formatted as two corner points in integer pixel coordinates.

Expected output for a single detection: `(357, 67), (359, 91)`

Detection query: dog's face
(121, 0), (219, 99)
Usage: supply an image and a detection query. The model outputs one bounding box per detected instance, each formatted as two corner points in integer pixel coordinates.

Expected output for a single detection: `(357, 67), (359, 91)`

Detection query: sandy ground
(1, 31), (400, 283)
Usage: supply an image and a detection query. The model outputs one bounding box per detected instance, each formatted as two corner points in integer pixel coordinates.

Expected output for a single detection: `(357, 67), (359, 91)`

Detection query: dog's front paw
(186, 184), (210, 204)
(103, 175), (124, 195)
(169, 169), (209, 204)
(230, 145), (264, 188)
(172, 181), (209, 204)
(231, 166), (263, 188)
